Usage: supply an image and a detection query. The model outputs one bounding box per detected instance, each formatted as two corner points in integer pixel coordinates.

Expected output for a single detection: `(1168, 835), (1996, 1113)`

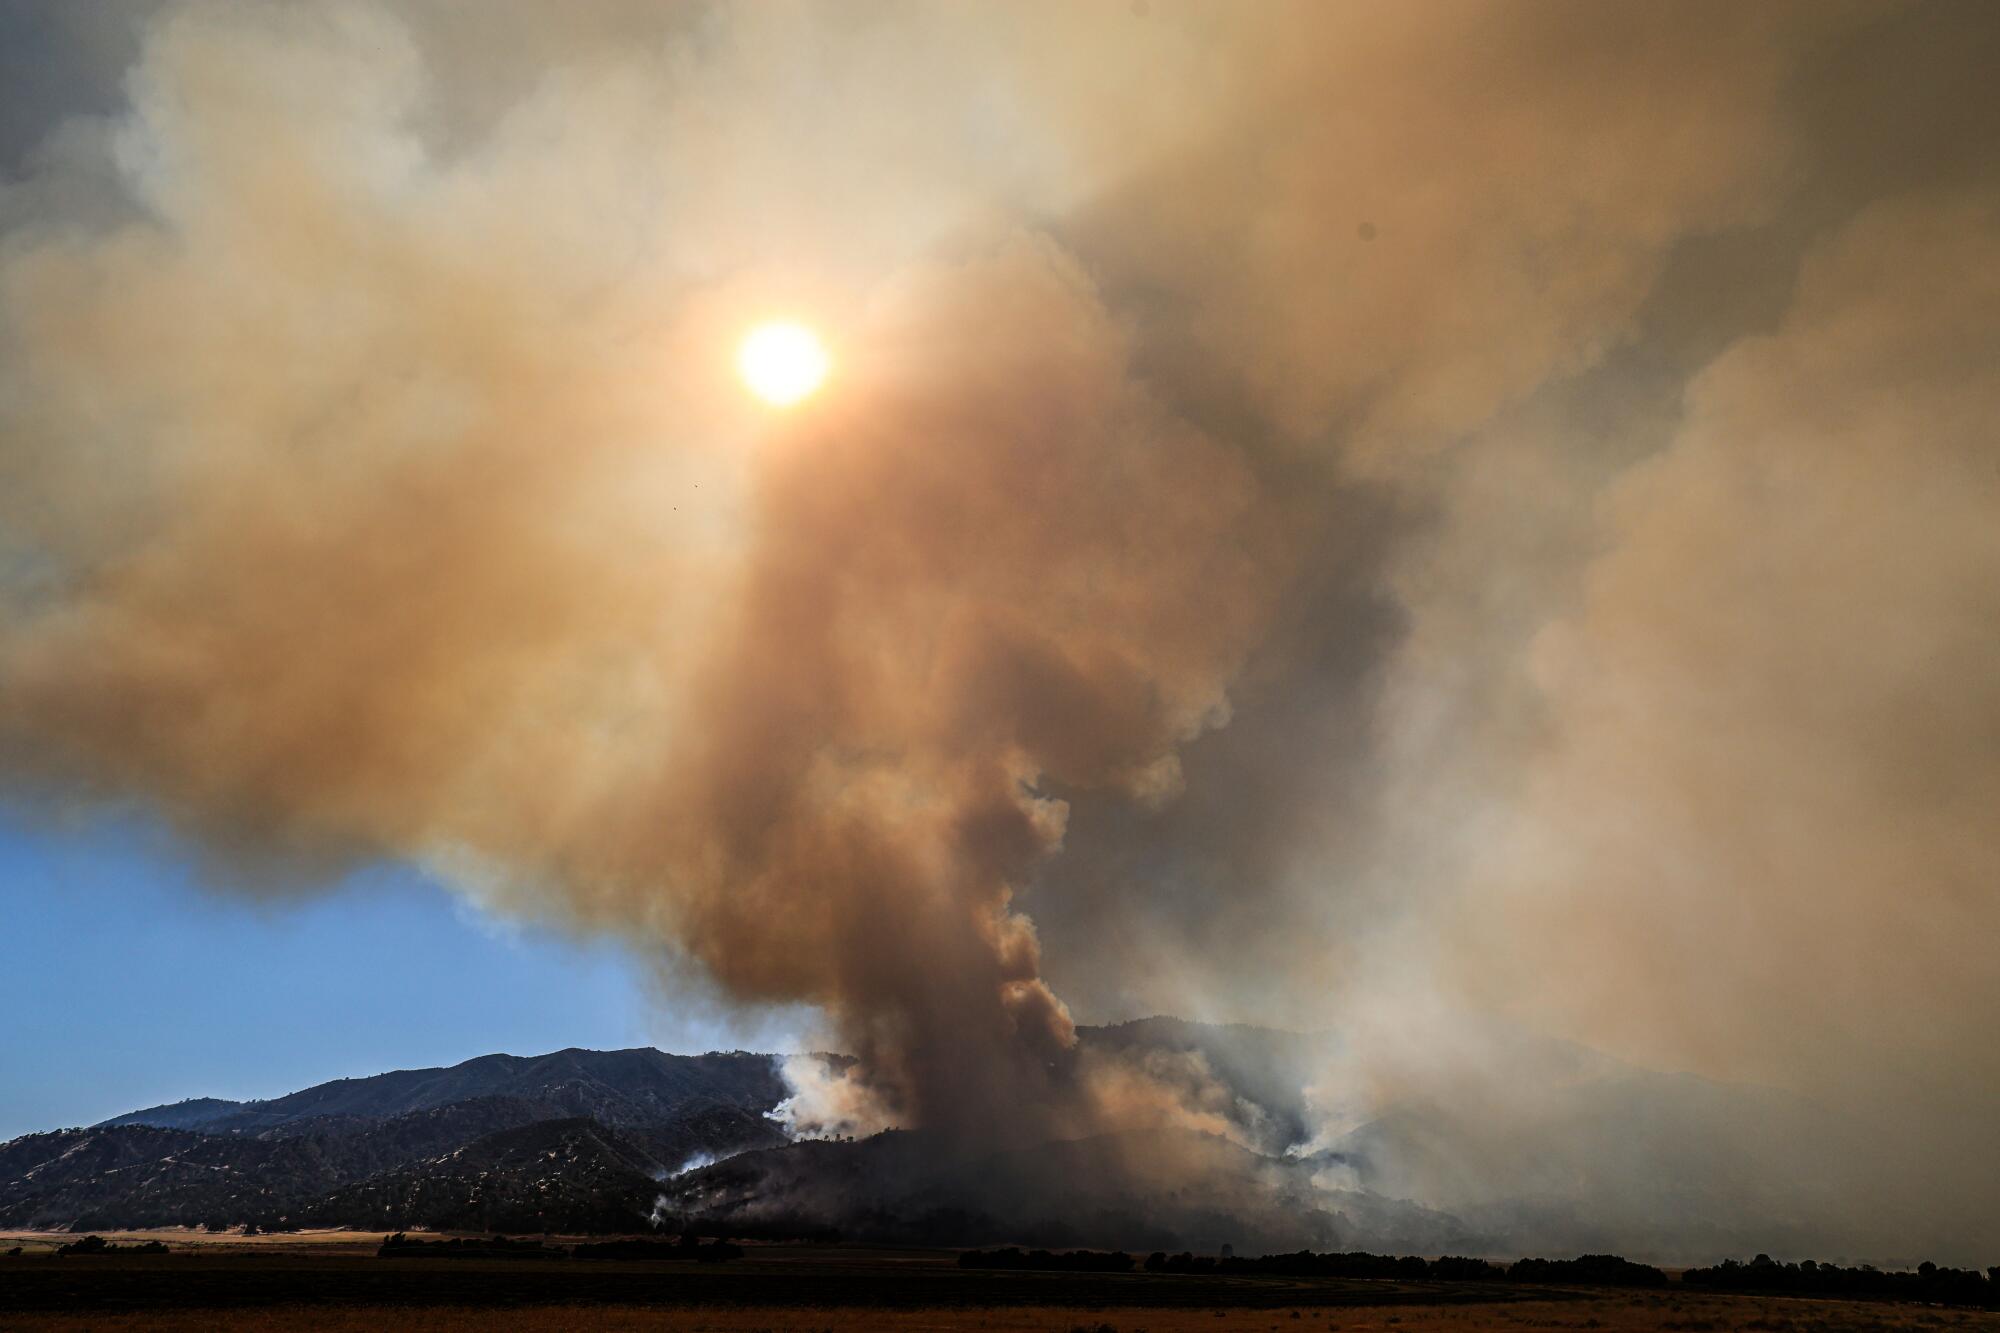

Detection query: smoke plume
(0, 0), (1280, 1145)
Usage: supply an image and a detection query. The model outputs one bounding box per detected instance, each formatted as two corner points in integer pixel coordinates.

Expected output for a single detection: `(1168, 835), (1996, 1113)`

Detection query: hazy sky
(0, 1), (753, 1137)
(0, 812), (746, 1138)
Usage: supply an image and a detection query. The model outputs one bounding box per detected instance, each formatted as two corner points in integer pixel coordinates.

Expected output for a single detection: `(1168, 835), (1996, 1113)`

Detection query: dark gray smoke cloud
(2, 0), (1996, 1258)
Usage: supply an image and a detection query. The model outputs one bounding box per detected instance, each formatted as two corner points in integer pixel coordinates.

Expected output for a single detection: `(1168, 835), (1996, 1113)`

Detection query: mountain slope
(0, 1124), (343, 1229)
(6, 1049), (793, 1231)
(95, 1098), (245, 1131)
(101, 1048), (786, 1135)
(291, 1117), (666, 1234)
(662, 1125), (1469, 1254)
(9, 1025), (1946, 1258)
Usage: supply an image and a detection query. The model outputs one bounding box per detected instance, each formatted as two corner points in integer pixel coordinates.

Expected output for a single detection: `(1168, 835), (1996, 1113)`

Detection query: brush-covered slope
(5, 1023), (1919, 1258)
(290, 1117), (666, 1234)
(660, 1126), (1469, 1254)
(98, 1048), (785, 1134)
(3, 1048), (791, 1231)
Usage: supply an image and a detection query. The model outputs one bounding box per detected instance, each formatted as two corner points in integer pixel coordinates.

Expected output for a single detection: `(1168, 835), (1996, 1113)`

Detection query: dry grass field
(8, 1294), (2000, 1332)
(0, 1228), (391, 1256)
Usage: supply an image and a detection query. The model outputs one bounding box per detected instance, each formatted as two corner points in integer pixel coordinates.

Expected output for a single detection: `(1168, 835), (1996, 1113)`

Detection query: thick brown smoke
(1456, 190), (2000, 1131)
(3, 0), (1998, 1255)
(0, 0), (1281, 1143)
(645, 238), (1273, 1138)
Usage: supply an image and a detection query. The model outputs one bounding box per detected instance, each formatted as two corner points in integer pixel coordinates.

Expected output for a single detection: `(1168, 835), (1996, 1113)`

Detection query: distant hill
(3, 1048), (791, 1232)
(95, 1097), (243, 1131)
(2, 1022), (1956, 1261)
(97, 1047), (786, 1135)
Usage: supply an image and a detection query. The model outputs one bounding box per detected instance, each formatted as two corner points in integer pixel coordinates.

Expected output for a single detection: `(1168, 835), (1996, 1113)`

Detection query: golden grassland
(8, 1295), (2000, 1333)
(0, 1227), (392, 1255)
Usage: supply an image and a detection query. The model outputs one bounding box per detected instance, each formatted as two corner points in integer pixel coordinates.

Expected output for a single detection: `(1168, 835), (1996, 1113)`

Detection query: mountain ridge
(4, 1019), (1947, 1261)
(96, 1046), (788, 1135)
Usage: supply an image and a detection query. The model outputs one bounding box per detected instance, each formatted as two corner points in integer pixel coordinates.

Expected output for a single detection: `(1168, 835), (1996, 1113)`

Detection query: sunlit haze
(737, 321), (830, 407)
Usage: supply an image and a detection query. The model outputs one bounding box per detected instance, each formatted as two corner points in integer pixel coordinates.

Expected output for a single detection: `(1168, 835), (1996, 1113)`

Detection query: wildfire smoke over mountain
(1, 0), (1996, 1258)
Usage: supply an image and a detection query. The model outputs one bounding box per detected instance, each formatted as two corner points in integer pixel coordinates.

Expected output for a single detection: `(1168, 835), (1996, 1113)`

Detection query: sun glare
(737, 321), (830, 407)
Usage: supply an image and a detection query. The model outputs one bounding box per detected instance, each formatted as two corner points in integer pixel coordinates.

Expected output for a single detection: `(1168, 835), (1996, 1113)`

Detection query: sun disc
(738, 321), (829, 407)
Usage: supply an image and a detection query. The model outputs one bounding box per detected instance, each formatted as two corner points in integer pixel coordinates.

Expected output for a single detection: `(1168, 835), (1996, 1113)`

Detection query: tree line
(1683, 1253), (1998, 1307)
(962, 1246), (2000, 1306)
(960, 1247), (1664, 1285)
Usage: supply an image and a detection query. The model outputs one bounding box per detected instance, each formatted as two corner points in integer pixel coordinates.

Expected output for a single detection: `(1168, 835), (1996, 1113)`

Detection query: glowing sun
(737, 321), (830, 407)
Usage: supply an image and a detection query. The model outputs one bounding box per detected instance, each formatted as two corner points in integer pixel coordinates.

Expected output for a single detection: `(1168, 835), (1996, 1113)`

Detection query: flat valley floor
(2, 1233), (1995, 1332)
